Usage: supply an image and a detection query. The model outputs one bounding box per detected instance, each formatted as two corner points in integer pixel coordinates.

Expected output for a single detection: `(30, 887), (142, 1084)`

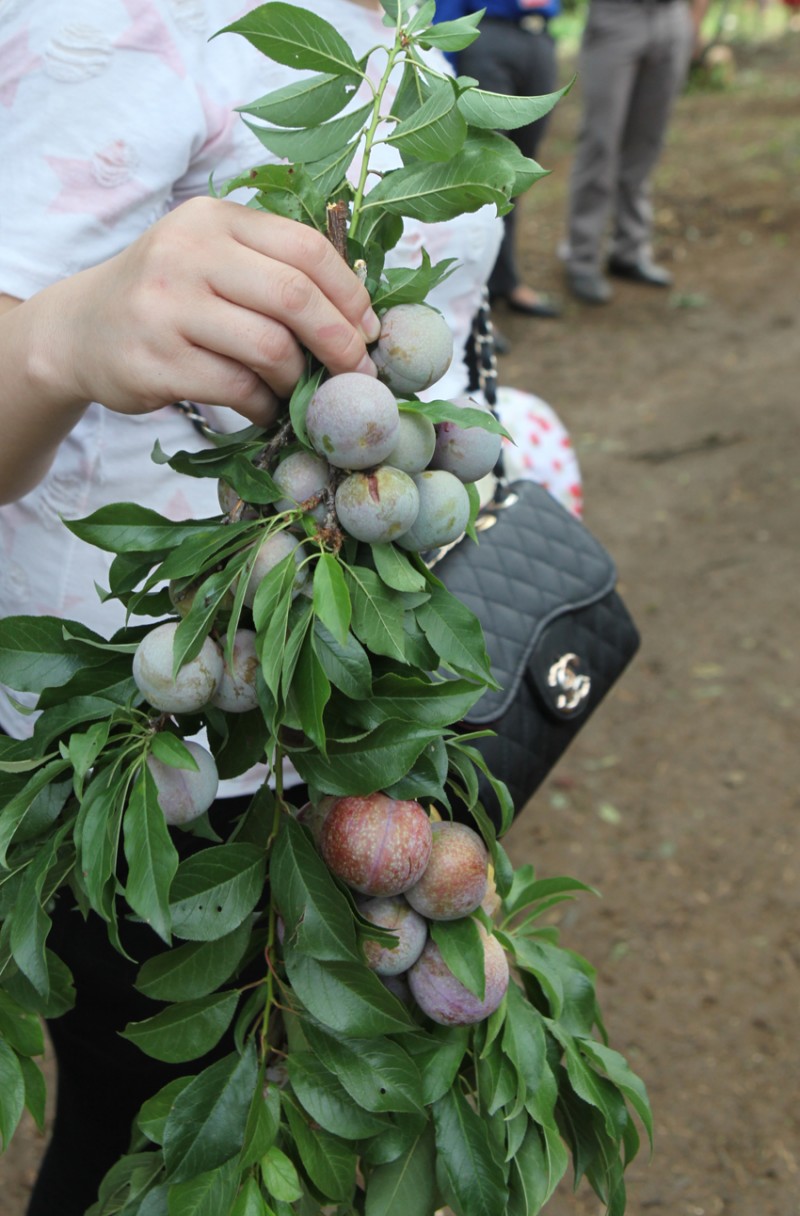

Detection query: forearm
(0, 290), (90, 504)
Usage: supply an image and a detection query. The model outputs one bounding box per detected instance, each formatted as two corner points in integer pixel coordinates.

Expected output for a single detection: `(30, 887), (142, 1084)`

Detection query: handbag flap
(432, 481), (617, 724)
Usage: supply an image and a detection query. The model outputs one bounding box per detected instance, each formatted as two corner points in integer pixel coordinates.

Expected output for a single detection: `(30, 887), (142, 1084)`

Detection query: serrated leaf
(344, 565), (407, 663)
(303, 1027), (424, 1114)
(312, 621), (372, 700)
(220, 3), (361, 75)
(429, 917), (486, 1000)
(388, 80), (466, 163)
(283, 948), (411, 1036)
(0, 1040), (25, 1149)
(415, 584), (493, 681)
(162, 1046), (257, 1183)
(287, 1051), (387, 1139)
(135, 920), (251, 1002)
(247, 101), (372, 164)
(121, 991), (238, 1063)
(270, 814), (359, 962)
(261, 1145), (303, 1202)
(169, 844), (266, 942)
(364, 1129), (436, 1216)
(123, 767), (179, 945)
(359, 147), (511, 228)
(238, 70), (360, 127)
(457, 82), (568, 131)
(282, 1094), (357, 1201)
(432, 1086), (508, 1216)
(290, 720), (440, 796)
(312, 553), (351, 646)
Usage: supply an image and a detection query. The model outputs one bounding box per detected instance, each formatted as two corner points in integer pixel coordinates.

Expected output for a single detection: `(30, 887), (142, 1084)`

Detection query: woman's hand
(40, 197), (381, 428)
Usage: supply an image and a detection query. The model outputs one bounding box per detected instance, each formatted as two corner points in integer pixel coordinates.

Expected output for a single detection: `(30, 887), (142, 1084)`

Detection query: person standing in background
(564, 0), (708, 305)
(435, 0), (563, 320)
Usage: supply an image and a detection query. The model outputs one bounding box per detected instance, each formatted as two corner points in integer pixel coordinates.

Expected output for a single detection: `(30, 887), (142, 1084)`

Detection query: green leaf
(429, 918), (486, 1000)
(238, 70), (361, 127)
(364, 1129), (436, 1216)
(138, 1077), (194, 1145)
(432, 1086), (508, 1216)
(415, 584), (493, 682)
(502, 982), (558, 1126)
(283, 948), (412, 1036)
(66, 504), (228, 554)
(344, 566), (407, 663)
(408, 397), (511, 439)
(349, 672), (484, 730)
(312, 554), (351, 646)
(135, 920), (252, 1003)
(0, 616), (107, 694)
(230, 1177), (270, 1216)
(19, 1055), (47, 1131)
(402, 1024), (470, 1105)
(418, 11), (483, 51)
(167, 1159), (238, 1216)
(271, 814), (359, 962)
(574, 1037), (653, 1151)
(247, 102), (372, 164)
(9, 827), (67, 998)
(0, 1040), (25, 1149)
(388, 80), (467, 164)
(121, 991), (238, 1063)
(219, 3), (362, 76)
(74, 762), (125, 922)
(123, 767), (180, 945)
(503, 867), (597, 921)
(287, 1051), (387, 1140)
(169, 844), (266, 942)
(303, 1027), (424, 1114)
(0, 990), (45, 1057)
(312, 622), (372, 700)
(0, 758), (71, 866)
(371, 253), (457, 313)
(282, 1094), (357, 1201)
(290, 720), (440, 796)
(148, 733), (199, 771)
(512, 938), (598, 1034)
(457, 82), (568, 132)
(162, 1046), (257, 1183)
(359, 148), (511, 229)
(261, 1145), (303, 1203)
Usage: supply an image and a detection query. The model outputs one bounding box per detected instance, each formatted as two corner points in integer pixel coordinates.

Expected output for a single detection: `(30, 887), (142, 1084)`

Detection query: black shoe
(492, 288), (562, 318)
(566, 269), (612, 305)
(607, 257), (673, 287)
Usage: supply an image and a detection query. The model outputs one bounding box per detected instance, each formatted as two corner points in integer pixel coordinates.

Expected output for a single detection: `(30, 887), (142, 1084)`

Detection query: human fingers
(161, 344), (280, 428)
(209, 242), (377, 383)
(181, 295), (308, 400)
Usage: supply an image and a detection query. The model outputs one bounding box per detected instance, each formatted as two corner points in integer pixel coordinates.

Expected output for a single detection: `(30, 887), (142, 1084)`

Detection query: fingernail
(356, 352), (377, 377)
(360, 307), (381, 343)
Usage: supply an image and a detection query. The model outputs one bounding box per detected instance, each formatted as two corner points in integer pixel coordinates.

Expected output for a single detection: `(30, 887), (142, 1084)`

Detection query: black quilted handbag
(432, 480), (640, 829)
(437, 295), (640, 830)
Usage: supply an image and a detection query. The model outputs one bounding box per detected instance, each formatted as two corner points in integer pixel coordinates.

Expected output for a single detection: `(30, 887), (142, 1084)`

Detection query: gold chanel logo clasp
(547, 653), (591, 713)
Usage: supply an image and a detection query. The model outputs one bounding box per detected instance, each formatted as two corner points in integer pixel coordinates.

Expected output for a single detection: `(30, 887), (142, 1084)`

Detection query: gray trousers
(459, 18), (558, 296)
(566, 0), (694, 274)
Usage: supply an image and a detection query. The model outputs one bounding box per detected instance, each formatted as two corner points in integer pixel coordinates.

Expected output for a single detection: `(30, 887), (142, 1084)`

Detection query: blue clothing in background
(434, 0), (561, 24)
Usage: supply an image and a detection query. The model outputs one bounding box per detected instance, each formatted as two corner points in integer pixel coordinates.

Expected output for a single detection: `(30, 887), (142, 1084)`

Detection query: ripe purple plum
(306, 373), (399, 470)
(243, 530), (307, 609)
(294, 795), (337, 843)
(394, 469), (470, 552)
(273, 451), (330, 522)
(211, 629), (259, 713)
(335, 466), (420, 543)
(408, 929), (509, 1025)
(371, 304), (453, 396)
(132, 622), (223, 714)
(384, 411), (437, 475)
(320, 793), (433, 897)
(430, 396), (503, 484)
(405, 821), (488, 921)
(146, 739), (219, 825)
(359, 896), (428, 976)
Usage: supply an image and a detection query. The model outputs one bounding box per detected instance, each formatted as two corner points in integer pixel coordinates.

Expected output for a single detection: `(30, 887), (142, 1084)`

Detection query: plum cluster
(304, 792), (509, 1026)
(299, 303), (502, 549)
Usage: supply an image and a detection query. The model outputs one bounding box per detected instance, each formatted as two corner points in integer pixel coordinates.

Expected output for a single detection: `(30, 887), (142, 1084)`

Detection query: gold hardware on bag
(547, 653), (591, 713)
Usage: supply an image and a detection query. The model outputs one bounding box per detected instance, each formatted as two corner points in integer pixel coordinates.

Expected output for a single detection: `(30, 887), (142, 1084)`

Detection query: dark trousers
(26, 788), (305, 1216)
(458, 18), (558, 297)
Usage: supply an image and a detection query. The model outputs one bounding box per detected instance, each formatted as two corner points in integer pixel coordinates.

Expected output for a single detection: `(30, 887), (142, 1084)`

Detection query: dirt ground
(1, 31), (798, 1216)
